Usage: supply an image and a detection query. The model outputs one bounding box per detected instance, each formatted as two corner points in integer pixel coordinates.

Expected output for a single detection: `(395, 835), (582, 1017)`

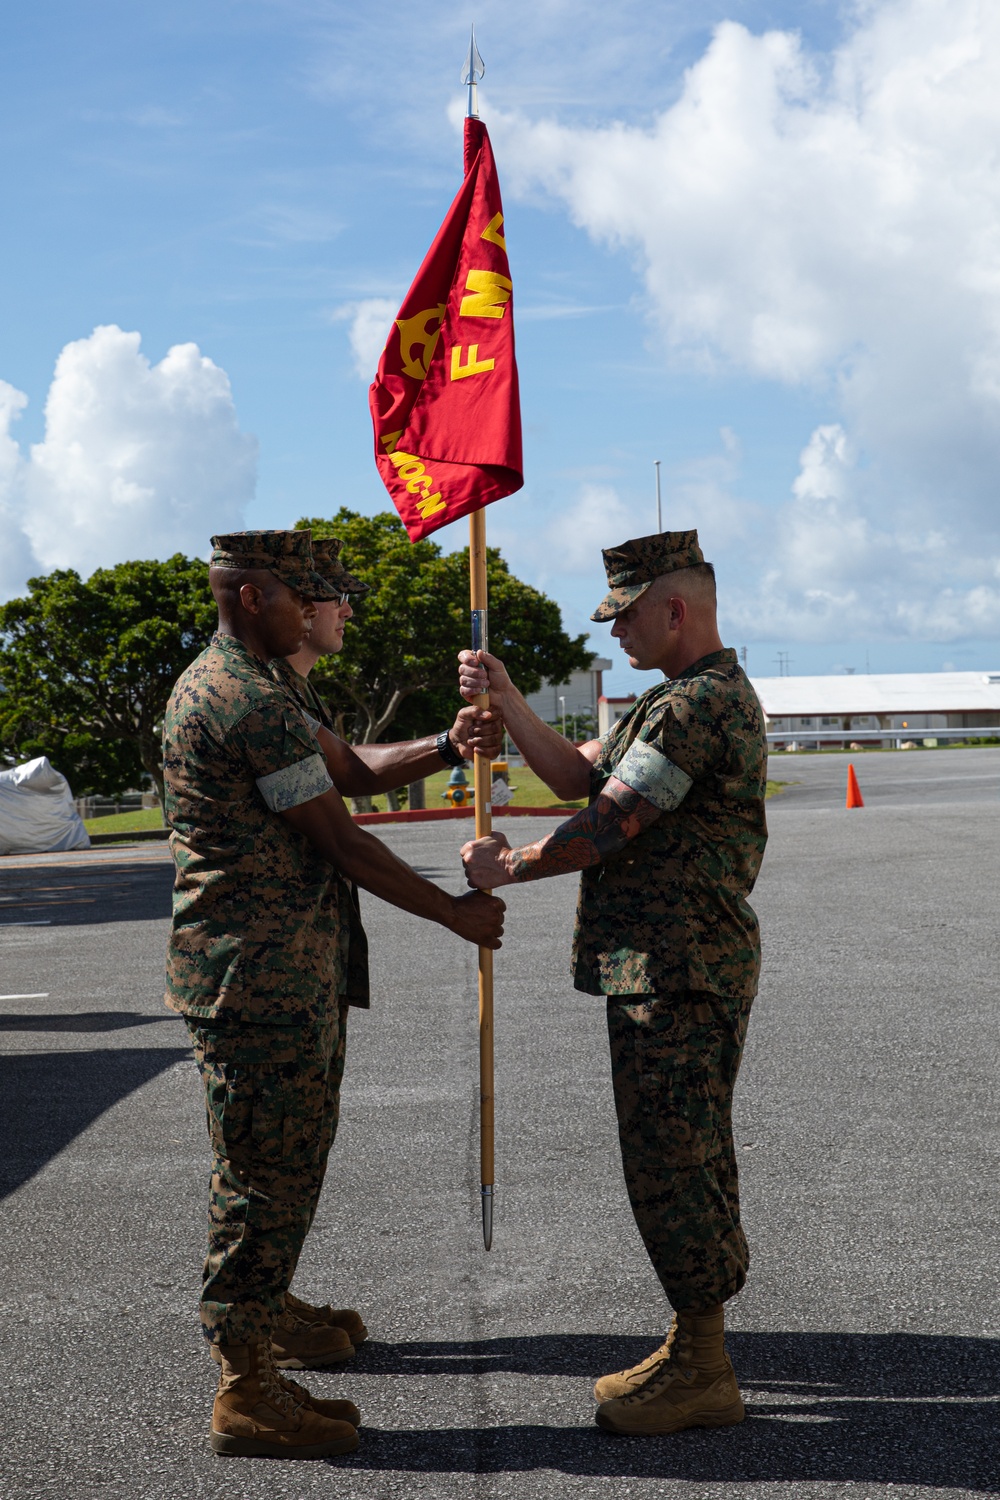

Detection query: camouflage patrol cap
(209, 529), (340, 601)
(310, 536), (370, 598)
(590, 529), (706, 622)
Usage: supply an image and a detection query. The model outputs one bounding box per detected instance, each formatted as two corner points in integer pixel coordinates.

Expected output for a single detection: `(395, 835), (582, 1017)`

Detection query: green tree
(0, 556), (216, 805)
(297, 509), (593, 745)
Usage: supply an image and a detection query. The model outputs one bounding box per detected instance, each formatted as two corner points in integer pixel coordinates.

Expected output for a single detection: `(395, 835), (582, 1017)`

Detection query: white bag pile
(0, 756), (91, 855)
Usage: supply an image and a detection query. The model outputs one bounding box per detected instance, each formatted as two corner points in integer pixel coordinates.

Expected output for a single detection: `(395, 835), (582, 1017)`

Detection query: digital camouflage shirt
(572, 648), (767, 999)
(163, 633), (349, 1026)
(269, 656), (370, 1009)
(269, 656), (335, 732)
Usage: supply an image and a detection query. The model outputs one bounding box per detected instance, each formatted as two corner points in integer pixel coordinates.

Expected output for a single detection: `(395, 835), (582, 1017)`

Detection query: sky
(2, 0), (1000, 696)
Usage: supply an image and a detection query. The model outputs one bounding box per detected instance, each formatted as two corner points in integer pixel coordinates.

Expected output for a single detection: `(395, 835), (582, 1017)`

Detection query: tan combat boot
(275, 1373), (361, 1428)
(595, 1306), (744, 1436)
(206, 1302), (355, 1374)
(270, 1305), (356, 1369)
(285, 1288), (368, 1346)
(593, 1317), (678, 1401)
(210, 1342), (360, 1458)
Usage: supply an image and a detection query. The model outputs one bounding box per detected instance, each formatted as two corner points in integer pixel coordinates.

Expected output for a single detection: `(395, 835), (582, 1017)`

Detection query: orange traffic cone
(846, 763), (864, 809)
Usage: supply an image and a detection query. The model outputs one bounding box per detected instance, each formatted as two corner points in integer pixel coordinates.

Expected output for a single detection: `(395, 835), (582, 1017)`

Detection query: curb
(88, 827), (171, 845)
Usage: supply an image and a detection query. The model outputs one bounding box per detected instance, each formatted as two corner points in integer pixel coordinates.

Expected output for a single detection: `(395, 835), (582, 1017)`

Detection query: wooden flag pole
(463, 22), (494, 1253)
(469, 505), (494, 1249)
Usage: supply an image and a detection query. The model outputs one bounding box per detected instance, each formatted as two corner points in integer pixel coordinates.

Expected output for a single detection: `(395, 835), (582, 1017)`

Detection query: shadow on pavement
(0, 859), (173, 925)
(0, 1012), (173, 1032)
(0, 1046), (190, 1200)
(337, 1331), (999, 1490)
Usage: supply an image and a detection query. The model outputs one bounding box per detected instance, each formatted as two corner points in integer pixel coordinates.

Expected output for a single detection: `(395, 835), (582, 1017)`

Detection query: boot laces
(277, 1307), (311, 1332)
(619, 1321), (677, 1384)
(613, 1321), (676, 1381)
(276, 1372), (312, 1405)
(620, 1355), (692, 1405)
(286, 1291), (329, 1320)
(258, 1344), (307, 1416)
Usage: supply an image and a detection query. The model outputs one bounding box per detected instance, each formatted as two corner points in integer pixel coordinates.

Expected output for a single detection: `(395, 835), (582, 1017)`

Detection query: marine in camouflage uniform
(164, 529), (504, 1459)
(164, 532), (349, 1351)
(574, 636), (766, 1314)
(268, 544), (345, 729)
(459, 530), (767, 1437)
(265, 539), (371, 1281)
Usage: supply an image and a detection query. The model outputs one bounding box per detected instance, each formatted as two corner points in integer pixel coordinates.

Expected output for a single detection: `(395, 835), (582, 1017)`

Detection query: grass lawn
(416, 764), (583, 812)
(83, 807), (165, 834)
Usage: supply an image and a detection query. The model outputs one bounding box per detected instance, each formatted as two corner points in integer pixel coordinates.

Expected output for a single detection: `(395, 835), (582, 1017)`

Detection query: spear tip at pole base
(481, 1184), (493, 1251)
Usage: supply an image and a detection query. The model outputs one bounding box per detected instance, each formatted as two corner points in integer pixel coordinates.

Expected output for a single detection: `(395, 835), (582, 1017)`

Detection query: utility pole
(654, 459), (662, 532)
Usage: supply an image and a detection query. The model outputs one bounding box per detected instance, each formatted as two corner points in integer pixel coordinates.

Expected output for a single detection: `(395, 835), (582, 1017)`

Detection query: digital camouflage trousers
(607, 988), (754, 1312)
(185, 1001), (349, 1345)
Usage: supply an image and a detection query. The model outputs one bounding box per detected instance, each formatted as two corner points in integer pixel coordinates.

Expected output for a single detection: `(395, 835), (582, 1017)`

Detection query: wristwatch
(436, 729), (466, 767)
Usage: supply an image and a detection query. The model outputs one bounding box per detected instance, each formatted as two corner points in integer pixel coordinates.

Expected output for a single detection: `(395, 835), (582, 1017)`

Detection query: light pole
(559, 694), (567, 738)
(654, 459), (662, 532)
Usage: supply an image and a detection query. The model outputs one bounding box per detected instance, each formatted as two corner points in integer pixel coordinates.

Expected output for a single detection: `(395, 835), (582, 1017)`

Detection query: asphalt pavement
(1, 747), (998, 1500)
(768, 743), (1000, 809)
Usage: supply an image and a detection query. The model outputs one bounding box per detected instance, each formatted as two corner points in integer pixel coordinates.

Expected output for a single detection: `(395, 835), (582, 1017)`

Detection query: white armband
(613, 741), (692, 812)
(256, 753), (333, 812)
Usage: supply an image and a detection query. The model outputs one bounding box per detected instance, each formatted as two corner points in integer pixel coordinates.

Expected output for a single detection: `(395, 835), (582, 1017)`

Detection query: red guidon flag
(369, 117), (523, 542)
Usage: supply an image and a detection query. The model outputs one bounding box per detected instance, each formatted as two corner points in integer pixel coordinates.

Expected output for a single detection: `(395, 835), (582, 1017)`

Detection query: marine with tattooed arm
(458, 530), (767, 1438)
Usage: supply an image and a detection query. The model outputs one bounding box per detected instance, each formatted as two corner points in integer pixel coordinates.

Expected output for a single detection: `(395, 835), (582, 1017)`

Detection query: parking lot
(1, 747), (997, 1499)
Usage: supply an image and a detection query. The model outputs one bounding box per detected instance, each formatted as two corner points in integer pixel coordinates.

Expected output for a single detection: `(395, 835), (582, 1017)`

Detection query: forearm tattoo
(507, 776), (662, 882)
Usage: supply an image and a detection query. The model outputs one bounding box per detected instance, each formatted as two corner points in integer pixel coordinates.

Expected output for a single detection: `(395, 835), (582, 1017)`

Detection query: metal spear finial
(463, 25), (485, 119)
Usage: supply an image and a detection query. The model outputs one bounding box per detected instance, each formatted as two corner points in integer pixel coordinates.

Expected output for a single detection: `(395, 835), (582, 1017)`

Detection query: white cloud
(0, 325), (256, 597)
(542, 483), (636, 574)
(493, 0), (1000, 641)
(335, 298), (399, 380)
(717, 421), (1000, 642)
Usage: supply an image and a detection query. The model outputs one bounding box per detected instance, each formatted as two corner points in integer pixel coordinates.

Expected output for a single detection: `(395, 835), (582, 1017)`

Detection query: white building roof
(750, 670), (1000, 717)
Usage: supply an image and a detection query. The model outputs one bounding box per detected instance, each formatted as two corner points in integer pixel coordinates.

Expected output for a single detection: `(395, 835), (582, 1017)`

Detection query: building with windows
(523, 658), (612, 736)
(598, 695), (636, 736)
(753, 671), (1000, 748)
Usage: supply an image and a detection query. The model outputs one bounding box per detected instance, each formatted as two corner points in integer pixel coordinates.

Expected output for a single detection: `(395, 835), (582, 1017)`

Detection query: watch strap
(436, 729), (465, 767)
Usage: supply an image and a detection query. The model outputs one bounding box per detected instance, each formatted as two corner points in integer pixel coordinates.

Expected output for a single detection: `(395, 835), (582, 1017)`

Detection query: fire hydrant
(442, 765), (473, 806)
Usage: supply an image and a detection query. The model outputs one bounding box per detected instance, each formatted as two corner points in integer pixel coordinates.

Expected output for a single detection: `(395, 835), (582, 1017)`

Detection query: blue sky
(2, 0), (999, 696)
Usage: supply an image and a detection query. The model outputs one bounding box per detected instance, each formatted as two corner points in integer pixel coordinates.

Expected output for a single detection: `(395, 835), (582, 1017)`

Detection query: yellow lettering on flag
(380, 431), (403, 454)
(387, 449), (446, 520)
(450, 345), (496, 381)
(395, 304), (446, 380)
(481, 213), (507, 253)
(459, 270), (512, 319)
(415, 492), (446, 520)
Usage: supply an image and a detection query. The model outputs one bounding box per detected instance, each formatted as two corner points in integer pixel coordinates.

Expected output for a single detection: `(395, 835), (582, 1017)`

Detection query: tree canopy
(298, 509), (592, 744)
(0, 556), (216, 801)
(0, 519), (590, 802)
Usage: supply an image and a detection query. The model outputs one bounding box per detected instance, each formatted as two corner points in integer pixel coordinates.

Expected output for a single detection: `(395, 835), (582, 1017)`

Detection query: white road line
(0, 993), (49, 1000)
(0, 920), (52, 926)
